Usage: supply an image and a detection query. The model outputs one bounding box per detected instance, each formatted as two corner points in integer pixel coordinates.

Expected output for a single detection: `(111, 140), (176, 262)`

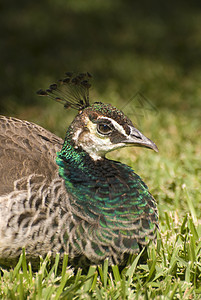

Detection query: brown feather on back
(0, 116), (63, 195)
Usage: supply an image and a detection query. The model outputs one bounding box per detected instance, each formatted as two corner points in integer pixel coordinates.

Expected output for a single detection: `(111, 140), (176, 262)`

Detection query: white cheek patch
(79, 130), (114, 160)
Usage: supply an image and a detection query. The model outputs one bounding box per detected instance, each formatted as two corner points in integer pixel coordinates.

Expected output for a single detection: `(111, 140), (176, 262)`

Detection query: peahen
(0, 72), (158, 268)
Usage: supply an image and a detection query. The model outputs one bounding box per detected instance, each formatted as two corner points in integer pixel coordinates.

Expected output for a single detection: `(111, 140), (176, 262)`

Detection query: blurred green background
(1, 0), (201, 114)
(0, 0), (201, 219)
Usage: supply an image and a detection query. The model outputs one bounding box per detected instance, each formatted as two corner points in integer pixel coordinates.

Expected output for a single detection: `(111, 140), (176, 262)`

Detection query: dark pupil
(98, 124), (112, 135)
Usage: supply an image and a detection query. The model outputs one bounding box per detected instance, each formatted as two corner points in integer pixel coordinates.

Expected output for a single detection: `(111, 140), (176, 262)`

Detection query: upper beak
(122, 126), (158, 152)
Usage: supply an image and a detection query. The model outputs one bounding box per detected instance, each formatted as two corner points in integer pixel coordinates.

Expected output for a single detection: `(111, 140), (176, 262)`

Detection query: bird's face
(70, 102), (158, 160)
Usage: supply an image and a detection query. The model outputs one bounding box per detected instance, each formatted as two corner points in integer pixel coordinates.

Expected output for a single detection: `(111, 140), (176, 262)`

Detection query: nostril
(132, 132), (141, 139)
(129, 126), (142, 139)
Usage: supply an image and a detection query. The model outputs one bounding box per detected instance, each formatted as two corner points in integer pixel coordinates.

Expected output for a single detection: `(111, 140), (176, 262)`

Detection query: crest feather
(37, 72), (92, 110)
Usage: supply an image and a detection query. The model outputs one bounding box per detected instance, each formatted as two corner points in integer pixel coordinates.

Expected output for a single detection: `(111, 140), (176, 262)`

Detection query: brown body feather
(0, 116), (63, 195)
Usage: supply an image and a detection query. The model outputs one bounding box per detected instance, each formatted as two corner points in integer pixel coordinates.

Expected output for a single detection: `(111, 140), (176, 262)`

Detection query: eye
(97, 123), (113, 135)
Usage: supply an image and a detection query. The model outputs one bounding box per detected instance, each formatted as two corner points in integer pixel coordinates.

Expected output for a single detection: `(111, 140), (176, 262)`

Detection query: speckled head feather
(37, 72), (92, 110)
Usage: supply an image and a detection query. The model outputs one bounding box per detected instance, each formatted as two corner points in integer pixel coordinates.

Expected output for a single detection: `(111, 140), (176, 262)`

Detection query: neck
(57, 132), (88, 165)
(56, 130), (133, 202)
(56, 130), (100, 177)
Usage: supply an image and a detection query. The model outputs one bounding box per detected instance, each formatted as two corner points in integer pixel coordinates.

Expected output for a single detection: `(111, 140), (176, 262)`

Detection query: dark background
(1, 0), (201, 118)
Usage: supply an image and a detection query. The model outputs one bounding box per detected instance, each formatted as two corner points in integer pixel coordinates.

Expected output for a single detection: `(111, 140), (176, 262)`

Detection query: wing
(0, 116), (63, 195)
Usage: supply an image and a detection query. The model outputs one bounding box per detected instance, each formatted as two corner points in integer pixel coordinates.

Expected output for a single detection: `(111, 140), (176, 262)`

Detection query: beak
(122, 125), (158, 152)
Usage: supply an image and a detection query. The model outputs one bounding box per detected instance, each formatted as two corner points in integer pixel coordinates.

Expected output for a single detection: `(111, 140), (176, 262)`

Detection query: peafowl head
(38, 72), (158, 160)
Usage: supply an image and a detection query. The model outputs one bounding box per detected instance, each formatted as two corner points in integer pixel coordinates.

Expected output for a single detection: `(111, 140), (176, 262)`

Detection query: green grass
(1, 1), (201, 298)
